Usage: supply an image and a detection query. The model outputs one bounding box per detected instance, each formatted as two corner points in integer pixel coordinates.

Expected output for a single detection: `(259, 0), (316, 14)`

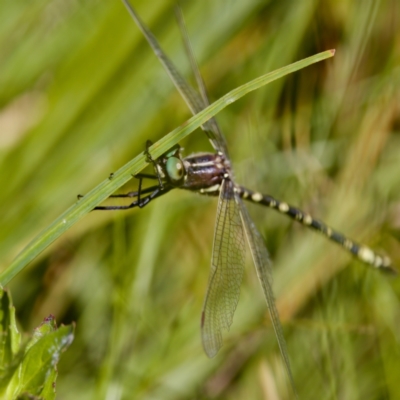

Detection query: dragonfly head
(158, 144), (186, 185)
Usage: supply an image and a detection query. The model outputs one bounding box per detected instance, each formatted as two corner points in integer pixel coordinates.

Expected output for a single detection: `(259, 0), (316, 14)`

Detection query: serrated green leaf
(39, 367), (57, 400)
(8, 302), (21, 360)
(25, 315), (57, 353)
(0, 288), (21, 373)
(5, 323), (74, 400)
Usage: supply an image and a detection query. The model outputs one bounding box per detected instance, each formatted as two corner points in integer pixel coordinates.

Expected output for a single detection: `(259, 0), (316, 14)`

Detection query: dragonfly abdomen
(237, 187), (394, 272)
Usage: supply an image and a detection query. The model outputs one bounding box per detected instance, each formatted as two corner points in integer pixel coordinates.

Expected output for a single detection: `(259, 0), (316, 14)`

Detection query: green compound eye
(166, 157), (185, 182)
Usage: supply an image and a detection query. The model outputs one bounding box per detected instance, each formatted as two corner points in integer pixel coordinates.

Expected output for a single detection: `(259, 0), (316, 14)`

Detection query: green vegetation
(0, 288), (74, 399)
(1, 1), (399, 399)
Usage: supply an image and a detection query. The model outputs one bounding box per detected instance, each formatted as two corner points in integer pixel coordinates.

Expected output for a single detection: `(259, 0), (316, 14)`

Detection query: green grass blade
(0, 49), (334, 286)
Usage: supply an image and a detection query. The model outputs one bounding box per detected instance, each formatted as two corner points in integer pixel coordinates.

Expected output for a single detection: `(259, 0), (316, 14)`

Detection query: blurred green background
(1, 0), (399, 399)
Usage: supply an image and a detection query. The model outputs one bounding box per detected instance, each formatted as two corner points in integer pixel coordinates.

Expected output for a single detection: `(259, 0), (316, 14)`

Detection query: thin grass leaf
(0, 49), (334, 286)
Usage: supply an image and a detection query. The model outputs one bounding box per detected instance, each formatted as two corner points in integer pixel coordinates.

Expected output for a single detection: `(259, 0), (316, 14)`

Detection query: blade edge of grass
(0, 49), (335, 286)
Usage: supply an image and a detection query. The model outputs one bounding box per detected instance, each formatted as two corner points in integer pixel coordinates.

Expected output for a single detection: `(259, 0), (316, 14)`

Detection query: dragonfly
(95, 0), (395, 393)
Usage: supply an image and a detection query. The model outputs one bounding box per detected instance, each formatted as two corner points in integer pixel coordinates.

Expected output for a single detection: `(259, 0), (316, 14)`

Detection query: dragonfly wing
(237, 198), (297, 394)
(201, 179), (245, 357)
(122, 0), (229, 155)
(174, 6), (230, 157)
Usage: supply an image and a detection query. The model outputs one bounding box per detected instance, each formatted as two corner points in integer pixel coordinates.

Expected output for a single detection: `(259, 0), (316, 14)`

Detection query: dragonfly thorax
(156, 145), (231, 194)
(181, 152), (231, 194)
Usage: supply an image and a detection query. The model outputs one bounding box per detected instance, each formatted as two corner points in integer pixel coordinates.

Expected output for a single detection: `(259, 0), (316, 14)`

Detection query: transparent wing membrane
(238, 198), (297, 396)
(122, 0), (228, 155)
(174, 7), (230, 157)
(201, 180), (245, 357)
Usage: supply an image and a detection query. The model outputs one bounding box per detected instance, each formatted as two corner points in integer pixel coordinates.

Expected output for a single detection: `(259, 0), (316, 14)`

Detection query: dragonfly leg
(133, 172), (159, 180)
(138, 185), (171, 208)
(145, 140), (164, 190)
(137, 173), (144, 205)
(77, 173), (159, 201)
(109, 174), (159, 199)
(94, 185), (169, 210)
(81, 162), (169, 211)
